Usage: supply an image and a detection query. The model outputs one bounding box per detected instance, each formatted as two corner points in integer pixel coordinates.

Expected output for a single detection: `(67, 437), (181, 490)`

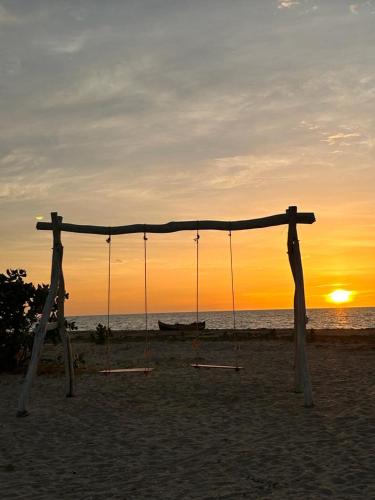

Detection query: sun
(327, 289), (354, 304)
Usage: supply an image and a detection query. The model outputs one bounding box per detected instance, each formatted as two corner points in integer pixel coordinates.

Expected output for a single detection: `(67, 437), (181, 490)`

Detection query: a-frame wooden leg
(288, 218), (303, 393)
(55, 215), (75, 397)
(17, 243), (60, 417)
(287, 206), (313, 407)
(293, 290), (303, 393)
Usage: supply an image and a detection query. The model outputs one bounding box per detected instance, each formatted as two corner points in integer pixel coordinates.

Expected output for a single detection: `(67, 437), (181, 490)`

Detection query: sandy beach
(1, 330), (374, 499)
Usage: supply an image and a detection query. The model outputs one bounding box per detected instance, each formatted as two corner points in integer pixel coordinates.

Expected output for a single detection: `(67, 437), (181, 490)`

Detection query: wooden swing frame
(191, 364), (243, 370)
(17, 206), (315, 417)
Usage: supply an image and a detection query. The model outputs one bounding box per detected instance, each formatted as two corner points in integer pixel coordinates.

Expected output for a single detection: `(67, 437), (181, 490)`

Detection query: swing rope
(144, 231), (148, 331)
(105, 234), (112, 374)
(192, 226), (201, 354)
(143, 230), (151, 374)
(228, 227), (240, 369)
(195, 226), (200, 325)
(228, 228), (236, 330)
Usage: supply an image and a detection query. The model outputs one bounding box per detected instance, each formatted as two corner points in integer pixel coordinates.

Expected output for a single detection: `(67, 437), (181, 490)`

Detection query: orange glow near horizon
(2, 211), (374, 316)
(14, 223), (371, 316)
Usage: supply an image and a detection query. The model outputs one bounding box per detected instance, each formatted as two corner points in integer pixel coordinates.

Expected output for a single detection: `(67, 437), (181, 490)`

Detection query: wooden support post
(17, 212), (61, 417)
(54, 215), (75, 397)
(287, 214), (301, 393)
(287, 206), (314, 407)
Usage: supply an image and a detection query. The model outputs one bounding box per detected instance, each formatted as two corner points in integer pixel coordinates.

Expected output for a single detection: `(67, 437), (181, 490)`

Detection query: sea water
(68, 307), (375, 331)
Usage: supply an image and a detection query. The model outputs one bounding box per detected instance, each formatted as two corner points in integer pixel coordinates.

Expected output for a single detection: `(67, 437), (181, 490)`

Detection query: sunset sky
(1, 0), (374, 315)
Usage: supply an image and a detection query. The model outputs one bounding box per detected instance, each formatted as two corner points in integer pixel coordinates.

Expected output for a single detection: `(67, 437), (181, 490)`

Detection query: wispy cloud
(0, 4), (21, 24)
(278, 0), (300, 9)
(206, 155), (290, 190)
(349, 1), (375, 15)
(321, 132), (361, 146)
(0, 182), (50, 201)
(40, 35), (86, 55)
(300, 120), (320, 131)
(0, 150), (48, 178)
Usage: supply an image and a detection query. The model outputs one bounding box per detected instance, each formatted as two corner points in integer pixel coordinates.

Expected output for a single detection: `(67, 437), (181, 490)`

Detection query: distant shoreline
(67, 308), (375, 331)
(73, 327), (375, 344)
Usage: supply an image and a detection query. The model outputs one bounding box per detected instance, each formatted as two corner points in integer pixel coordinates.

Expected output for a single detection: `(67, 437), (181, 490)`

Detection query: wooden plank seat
(190, 364), (243, 370)
(99, 368), (154, 374)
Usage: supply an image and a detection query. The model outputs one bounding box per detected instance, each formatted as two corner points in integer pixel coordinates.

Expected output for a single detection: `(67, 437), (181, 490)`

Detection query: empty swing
(191, 226), (243, 371)
(99, 232), (154, 375)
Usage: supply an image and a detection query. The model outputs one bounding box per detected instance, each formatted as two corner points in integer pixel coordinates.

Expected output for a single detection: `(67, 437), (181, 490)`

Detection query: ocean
(68, 307), (375, 331)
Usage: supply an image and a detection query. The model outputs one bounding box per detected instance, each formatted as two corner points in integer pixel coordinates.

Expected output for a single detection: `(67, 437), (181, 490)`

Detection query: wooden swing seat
(190, 364), (243, 371)
(99, 368), (154, 374)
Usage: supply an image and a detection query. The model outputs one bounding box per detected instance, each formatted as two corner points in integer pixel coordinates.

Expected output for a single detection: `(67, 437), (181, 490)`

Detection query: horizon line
(67, 305), (375, 317)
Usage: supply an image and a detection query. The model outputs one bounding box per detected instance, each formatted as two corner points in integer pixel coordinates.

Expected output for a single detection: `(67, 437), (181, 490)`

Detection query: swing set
(100, 223), (241, 375)
(17, 206), (315, 417)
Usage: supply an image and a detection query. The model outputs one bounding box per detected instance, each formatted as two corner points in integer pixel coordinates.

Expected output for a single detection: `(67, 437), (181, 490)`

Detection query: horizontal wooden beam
(36, 210), (315, 235)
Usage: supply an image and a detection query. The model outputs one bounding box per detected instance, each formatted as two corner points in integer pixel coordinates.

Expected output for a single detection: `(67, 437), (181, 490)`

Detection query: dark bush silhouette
(0, 269), (76, 372)
(90, 323), (112, 344)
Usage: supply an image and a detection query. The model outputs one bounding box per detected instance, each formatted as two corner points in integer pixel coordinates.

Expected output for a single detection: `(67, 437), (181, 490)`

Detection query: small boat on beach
(158, 320), (206, 331)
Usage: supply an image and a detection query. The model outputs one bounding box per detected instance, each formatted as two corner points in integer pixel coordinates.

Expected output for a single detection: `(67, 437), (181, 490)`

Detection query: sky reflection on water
(69, 307), (375, 331)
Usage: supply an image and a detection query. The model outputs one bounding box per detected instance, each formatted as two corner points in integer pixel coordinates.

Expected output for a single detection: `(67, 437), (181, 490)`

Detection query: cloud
(349, 1), (375, 15)
(278, 0), (300, 9)
(0, 4), (21, 24)
(0, 149), (47, 175)
(321, 132), (361, 146)
(206, 155), (291, 190)
(0, 2), (374, 220)
(42, 66), (135, 108)
(40, 35), (86, 55)
(300, 120), (320, 131)
(0, 182), (50, 201)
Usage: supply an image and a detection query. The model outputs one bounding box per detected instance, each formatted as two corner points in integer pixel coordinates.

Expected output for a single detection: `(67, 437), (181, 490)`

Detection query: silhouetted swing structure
(190, 226), (243, 371)
(17, 206), (315, 417)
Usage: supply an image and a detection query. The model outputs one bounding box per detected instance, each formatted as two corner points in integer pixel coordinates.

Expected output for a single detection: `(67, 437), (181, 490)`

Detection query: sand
(1, 330), (374, 499)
